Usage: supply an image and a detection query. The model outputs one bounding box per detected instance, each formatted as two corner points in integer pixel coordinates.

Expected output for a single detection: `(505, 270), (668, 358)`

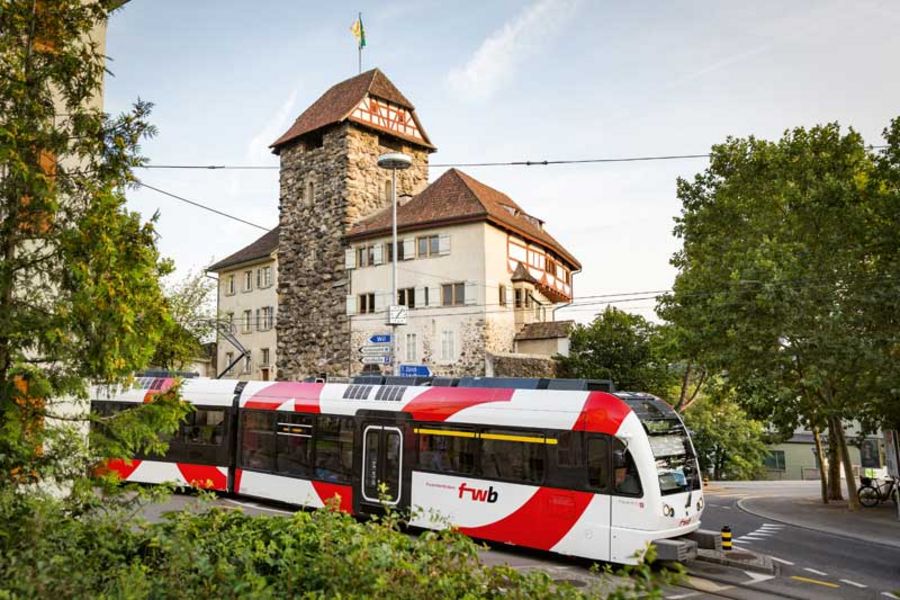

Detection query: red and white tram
(92, 376), (704, 564)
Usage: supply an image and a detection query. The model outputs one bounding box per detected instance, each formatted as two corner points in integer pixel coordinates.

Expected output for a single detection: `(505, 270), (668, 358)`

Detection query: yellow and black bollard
(721, 525), (732, 551)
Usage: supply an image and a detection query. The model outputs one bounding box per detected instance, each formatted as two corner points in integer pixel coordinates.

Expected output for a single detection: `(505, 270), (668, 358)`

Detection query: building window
(257, 265), (272, 288)
(242, 309), (252, 333)
(406, 333), (417, 363)
(440, 330), (456, 361)
(499, 285), (507, 306)
(385, 241), (405, 262)
(243, 270), (253, 292)
(226, 274), (235, 296)
(225, 352), (234, 369)
(514, 288), (524, 309)
(417, 235), (439, 257)
(261, 348), (270, 366)
(763, 450), (786, 471)
(358, 293), (375, 314)
(243, 354), (252, 374)
(305, 179), (315, 206)
(398, 287), (415, 309)
(258, 306), (274, 331)
(441, 282), (465, 306)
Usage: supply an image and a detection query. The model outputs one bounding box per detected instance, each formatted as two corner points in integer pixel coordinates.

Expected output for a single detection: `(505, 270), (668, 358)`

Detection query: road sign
(387, 304), (408, 325)
(359, 345), (392, 356)
(399, 364), (431, 377)
(360, 355), (391, 365)
(368, 333), (392, 345)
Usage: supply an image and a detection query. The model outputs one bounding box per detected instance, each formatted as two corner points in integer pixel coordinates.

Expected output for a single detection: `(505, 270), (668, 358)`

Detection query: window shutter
(345, 248), (356, 270)
(438, 234), (451, 256)
(415, 287), (427, 308)
(428, 286), (440, 307)
(464, 282), (477, 305)
(374, 291), (387, 312)
(345, 295), (357, 315)
(402, 238), (414, 260)
(372, 244), (384, 265)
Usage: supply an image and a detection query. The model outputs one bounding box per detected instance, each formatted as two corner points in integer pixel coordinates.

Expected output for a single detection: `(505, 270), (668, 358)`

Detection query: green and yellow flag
(350, 14), (366, 49)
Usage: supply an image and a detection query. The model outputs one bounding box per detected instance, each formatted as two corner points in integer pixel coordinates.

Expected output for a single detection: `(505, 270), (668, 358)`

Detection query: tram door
(357, 421), (409, 516)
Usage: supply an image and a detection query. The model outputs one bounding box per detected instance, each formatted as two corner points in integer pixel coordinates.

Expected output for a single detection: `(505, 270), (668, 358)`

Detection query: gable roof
(346, 169), (581, 270)
(270, 68), (434, 152)
(207, 227), (279, 272)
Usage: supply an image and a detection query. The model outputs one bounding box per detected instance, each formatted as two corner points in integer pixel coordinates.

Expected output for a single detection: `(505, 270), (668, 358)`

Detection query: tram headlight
(696, 497), (704, 511)
(663, 503), (674, 517)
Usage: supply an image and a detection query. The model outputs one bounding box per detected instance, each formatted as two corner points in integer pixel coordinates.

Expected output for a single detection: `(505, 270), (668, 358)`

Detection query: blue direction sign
(399, 364), (432, 378)
(368, 333), (392, 345)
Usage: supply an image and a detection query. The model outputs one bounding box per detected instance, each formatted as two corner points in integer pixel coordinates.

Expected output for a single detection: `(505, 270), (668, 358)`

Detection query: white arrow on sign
(360, 355), (390, 365)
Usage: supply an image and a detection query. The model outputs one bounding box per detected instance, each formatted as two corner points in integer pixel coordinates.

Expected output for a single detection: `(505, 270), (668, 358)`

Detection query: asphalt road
(139, 483), (900, 600)
(699, 481), (900, 599)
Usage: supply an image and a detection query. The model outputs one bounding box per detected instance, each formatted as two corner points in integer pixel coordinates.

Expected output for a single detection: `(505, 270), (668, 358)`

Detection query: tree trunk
(832, 419), (861, 511)
(827, 419), (843, 501)
(812, 424), (828, 504)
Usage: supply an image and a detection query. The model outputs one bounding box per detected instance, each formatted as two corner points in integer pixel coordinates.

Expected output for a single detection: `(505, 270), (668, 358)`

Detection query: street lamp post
(376, 152), (412, 375)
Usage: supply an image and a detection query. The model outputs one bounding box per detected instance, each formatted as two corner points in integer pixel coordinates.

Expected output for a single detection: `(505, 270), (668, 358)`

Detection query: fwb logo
(458, 482), (498, 503)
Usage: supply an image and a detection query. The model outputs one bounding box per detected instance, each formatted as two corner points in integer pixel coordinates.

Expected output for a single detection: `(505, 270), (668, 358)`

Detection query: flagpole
(357, 11), (362, 73)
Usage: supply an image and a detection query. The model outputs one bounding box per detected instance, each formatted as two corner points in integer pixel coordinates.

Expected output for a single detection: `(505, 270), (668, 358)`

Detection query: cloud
(245, 88), (298, 164)
(446, 0), (579, 101)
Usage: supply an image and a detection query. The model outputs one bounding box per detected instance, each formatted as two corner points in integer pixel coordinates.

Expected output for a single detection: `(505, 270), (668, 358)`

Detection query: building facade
(208, 228), (279, 381)
(208, 68), (581, 380)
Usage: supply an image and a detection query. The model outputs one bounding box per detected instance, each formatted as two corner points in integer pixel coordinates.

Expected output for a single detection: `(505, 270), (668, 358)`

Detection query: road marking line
(803, 568), (828, 576)
(769, 556), (795, 566)
(223, 498), (294, 515)
(839, 579), (866, 589)
(761, 523), (783, 527)
(666, 592), (700, 599)
(882, 593), (899, 599)
(720, 505), (732, 509)
(790, 576), (840, 589)
(743, 571), (776, 585)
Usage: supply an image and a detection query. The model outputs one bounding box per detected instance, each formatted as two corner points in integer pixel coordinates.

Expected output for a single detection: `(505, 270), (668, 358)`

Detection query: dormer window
(501, 205), (517, 216)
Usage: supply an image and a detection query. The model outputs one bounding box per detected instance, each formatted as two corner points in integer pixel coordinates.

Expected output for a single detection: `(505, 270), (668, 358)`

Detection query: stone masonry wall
(277, 123), (429, 380)
(486, 352), (560, 378)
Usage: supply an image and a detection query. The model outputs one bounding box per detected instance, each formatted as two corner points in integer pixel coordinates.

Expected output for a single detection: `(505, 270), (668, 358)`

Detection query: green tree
(682, 384), (768, 480)
(0, 0), (186, 492)
(151, 270), (215, 370)
(659, 122), (900, 508)
(558, 307), (678, 398)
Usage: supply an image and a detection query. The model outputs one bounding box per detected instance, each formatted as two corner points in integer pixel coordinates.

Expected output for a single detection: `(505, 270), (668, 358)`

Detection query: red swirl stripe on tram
(143, 377), (176, 403)
(177, 463), (227, 490)
(104, 458), (142, 481)
(312, 481), (353, 513)
(573, 391), (632, 435)
(458, 487), (593, 550)
(403, 387), (514, 422)
(244, 382), (324, 412)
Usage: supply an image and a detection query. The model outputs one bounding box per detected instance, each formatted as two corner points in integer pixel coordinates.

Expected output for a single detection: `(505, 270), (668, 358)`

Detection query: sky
(105, 0), (900, 322)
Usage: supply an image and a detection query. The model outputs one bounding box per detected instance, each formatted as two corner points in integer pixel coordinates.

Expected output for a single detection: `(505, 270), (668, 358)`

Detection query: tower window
(383, 179), (392, 202)
(305, 180), (315, 206)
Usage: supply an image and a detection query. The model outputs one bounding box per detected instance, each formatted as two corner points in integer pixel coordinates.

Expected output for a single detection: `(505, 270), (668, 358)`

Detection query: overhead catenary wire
(133, 145), (890, 171)
(136, 181), (272, 232)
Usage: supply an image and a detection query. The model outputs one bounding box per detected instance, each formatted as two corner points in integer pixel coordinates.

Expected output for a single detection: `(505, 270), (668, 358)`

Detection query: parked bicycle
(857, 476), (897, 507)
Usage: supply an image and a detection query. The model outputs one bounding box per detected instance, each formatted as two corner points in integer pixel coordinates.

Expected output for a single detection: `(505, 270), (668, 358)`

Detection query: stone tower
(271, 69), (435, 379)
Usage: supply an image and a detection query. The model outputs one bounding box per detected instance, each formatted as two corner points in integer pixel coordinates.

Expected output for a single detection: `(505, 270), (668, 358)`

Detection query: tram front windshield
(645, 420), (700, 495)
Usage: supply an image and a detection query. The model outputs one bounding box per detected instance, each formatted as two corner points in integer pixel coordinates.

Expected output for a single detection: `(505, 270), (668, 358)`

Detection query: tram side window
(315, 416), (353, 484)
(480, 429), (546, 484)
(613, 439), (642, 496)
(415, 429), (477, 475)
(276, 414), (314, 477)
(586, 436), (610, 492)
(181, 408), (225, 446)
(241, 411), (275, 471)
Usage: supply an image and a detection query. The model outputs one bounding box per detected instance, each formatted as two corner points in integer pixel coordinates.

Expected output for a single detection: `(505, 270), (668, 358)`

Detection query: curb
(736, 496), (900, 551)
(693, 549), (777, 575)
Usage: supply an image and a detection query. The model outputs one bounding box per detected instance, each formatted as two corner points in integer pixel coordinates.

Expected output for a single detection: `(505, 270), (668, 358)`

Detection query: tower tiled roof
(270, 68), (434, 152)
(346, 169), (581, 270)
(207, 227), (279, 272)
